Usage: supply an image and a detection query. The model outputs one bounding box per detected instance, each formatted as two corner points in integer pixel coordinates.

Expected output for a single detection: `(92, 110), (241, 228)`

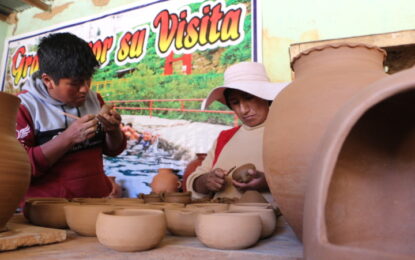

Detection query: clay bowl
(71, 198), (109, 204)
(23, 197), (68, 221)
(107, 198), (144, 206)
(29, 201), (78, 228)
(113, 203), (161, 210)
(238, 190), (268, 203)
(231, 163), (256, 183)
(96, 209), (166, 252)
(228, 207), (277, 238)
(64, 204), (117, 236)
(186, 203), (229, 212)
(141, 193), (162, 203)
(147, 202), (185, 210)
(232, 202), (272, 209)
(195, 212), (262, 249)
(165, 207), (214, 236)
(162, 192), (192, 204)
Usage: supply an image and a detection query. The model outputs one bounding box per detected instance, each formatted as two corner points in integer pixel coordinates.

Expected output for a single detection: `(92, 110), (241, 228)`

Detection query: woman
(186, 62), (288, 203)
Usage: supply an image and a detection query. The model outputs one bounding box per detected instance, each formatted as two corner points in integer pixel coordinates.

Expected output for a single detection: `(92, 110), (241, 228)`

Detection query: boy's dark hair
(37, 32), (99, 83)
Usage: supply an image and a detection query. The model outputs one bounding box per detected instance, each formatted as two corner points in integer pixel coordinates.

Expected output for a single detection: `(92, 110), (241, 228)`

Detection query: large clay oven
(263, 43), (388, 239)
(303, 65), (415, 260)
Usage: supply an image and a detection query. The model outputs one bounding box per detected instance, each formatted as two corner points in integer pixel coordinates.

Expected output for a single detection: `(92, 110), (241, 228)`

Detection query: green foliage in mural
(92, 0), (253, 126)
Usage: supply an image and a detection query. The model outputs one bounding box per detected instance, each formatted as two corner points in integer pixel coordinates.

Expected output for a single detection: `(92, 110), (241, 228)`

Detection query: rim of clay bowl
(64, 203), (116, 210)
(163, 192), (191, 197)
(233, 202), (271, 208)
(187, 203), (227, 207)
(31, 201), (78, 206)
(165, 207), (214, 215)
(148, 202), (185, 207)
(108, 198), (144, 202)
(101, 208), (164, 217)
(26, 197), (68, 202)
(71, 198), (109, 203)
(205, 212), (259, 217)
(228, 207), (273, 213)
(142, 193), (161, 198)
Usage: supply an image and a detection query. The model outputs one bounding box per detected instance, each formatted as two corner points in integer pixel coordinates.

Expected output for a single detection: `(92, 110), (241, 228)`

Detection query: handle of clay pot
(177, 181), (182, 190)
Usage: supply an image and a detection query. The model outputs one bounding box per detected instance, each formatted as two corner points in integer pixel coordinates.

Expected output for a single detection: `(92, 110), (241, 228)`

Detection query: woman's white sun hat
(201, 62), (289, 110)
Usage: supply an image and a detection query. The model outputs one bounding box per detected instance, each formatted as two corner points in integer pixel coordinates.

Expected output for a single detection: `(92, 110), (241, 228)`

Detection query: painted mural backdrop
(0, 0), (259, 197)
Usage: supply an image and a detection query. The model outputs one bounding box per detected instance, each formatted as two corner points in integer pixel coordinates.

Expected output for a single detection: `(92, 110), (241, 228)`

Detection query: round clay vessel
(29, 201), (77, 228)
(195, 212), (262, 249)
(71, 198), (109, 204)
(107, 198), (144, 206)
(231, 163), (256, 183)
(165, 207), (213, 236)
(115, 203), (161, 210)
(232, 202), (272, 209)
(162, 192), (192, 204)
(96, 209), (166, 252)
(238, 190), (268, 203)
(151, 168), (181, 193)
(23, 197), (68, 221)
(263, 43), (388, 239)
(228, 207), (276, 238)
(303, 66), (415, 260)
(147, 202), (185, 210)
(0, 92), (31, 232)
(140, 193), (162, 203)
(182, 153), (207, 192)
(64, 204), (116, 236)
(186, 203), (229, 212)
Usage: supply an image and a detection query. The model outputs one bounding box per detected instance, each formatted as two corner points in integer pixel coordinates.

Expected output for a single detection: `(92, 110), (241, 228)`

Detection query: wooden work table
(0, 215), (303, 260)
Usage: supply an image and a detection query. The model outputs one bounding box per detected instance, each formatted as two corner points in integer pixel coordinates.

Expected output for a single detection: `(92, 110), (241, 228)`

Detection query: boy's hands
(64, 114), (98, 144)
(97, 104), (122, 133)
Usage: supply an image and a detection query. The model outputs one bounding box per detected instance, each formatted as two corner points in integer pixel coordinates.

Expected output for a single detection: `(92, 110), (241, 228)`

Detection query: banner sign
(1, 0), (259, 94)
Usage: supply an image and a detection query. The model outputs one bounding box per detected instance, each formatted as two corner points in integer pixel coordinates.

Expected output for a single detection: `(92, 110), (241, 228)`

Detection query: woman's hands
(232, 169), (269, 191)
(193, 168), (227, 194)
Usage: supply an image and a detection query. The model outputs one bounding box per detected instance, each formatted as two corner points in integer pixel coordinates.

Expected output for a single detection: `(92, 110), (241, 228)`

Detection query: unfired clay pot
(238, 190), (268, 203)
(186, 203), (229, 212)
(140, 193), (162, 203)
(195, 212), (262, 249)
(303, 65), (415, 259)
(71, 198), (109, 204)
(0, 92), (31, 232)
(29, 201), (78, 229)
(165, 207), (214, 236)
(108, 198), (144, 206)
(228, 207), (276, 238)
(151, 168), (181, 193)
(263, 43), (388, 239)
(229, 203), (272, 211)
(64, 204), (116, 236)
(231, 163), (256, 183)
(23, 197), (68, 221)
(182, 153), (207, 192)
(162, 192), (192, 204)
(96, 209), (166, 252)
(147, 202), (185, 210)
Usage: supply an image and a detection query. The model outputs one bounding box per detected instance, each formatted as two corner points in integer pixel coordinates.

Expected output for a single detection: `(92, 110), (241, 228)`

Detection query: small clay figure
(232, 163), (256, 183)
(99, 103), (113, 115)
